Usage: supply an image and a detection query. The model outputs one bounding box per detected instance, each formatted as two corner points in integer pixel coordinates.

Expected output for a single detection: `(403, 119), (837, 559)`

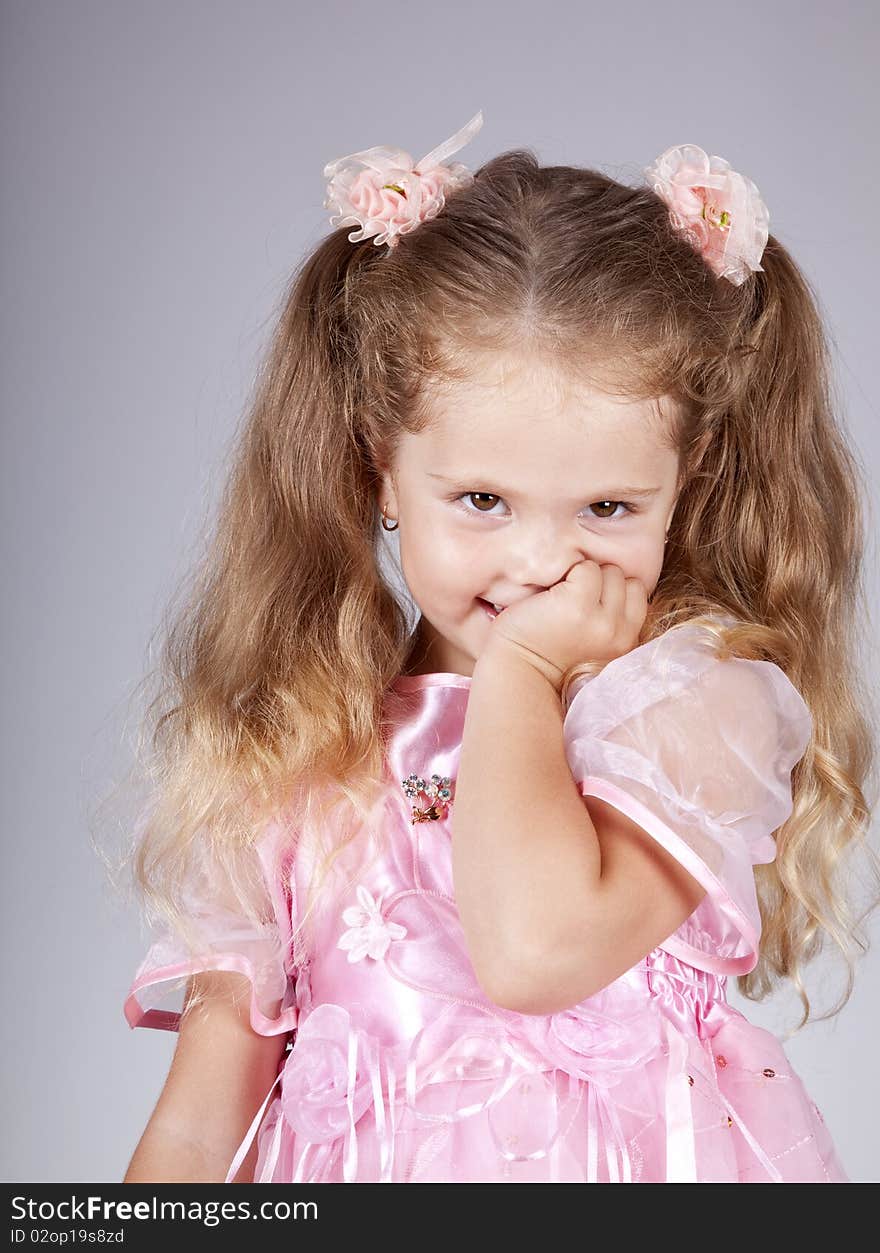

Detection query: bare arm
(453, 643), (601, 1000)
(123, 971), (289, 1183)
(452, 642), (705, 1014)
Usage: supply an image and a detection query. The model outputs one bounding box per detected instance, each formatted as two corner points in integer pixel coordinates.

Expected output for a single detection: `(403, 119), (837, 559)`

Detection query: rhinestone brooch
(401, 772), (454, 824)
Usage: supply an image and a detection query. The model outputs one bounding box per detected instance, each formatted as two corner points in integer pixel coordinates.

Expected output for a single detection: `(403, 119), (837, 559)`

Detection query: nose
(505, 523), (592, 592)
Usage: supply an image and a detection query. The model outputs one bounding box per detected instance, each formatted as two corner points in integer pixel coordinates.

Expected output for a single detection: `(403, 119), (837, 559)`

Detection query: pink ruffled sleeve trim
(578, 775), (759, 976)
(123, 815), (300, 1037)
(123, 951), (299, 1036)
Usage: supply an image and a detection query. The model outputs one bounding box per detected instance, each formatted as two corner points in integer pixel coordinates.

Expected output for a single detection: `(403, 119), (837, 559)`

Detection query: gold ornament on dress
(401, 772), (454, 824)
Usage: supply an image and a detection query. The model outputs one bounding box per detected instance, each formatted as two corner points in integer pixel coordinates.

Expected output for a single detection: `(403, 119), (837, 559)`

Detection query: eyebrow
(426, 471), (663, 501)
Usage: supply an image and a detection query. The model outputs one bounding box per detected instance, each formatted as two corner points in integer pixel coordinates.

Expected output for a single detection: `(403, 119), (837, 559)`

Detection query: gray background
(2, 0), (877, 1182)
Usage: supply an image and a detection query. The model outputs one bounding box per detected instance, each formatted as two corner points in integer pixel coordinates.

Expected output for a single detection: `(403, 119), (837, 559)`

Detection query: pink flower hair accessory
(323, 110), (484, 249)
(643, 144), (770, 286)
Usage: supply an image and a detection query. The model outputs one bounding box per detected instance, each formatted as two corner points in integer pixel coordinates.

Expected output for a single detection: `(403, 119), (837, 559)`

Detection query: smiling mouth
(476, 597), (505, 619)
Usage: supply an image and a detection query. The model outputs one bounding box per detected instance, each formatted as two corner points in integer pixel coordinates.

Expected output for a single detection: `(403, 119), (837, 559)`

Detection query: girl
(118, 111), (877, 1183)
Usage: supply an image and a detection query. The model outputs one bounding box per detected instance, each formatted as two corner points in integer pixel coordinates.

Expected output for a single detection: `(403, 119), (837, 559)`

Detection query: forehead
(397, 354), (676, 483)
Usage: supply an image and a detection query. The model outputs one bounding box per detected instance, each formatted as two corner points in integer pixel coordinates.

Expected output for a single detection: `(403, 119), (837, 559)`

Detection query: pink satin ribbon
(224, 1065), (284, 1183)
(662, 1013), (697, 1180)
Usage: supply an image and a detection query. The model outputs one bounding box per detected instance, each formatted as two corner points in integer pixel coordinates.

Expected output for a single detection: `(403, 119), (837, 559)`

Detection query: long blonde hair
(99, 148), (879, 1031)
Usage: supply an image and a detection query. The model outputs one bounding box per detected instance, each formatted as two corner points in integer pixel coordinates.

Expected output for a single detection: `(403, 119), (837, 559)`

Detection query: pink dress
(124, 619), (849, 1183)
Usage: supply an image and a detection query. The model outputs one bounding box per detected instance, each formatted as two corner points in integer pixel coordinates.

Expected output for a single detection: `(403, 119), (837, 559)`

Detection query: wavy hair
(99, 148), (879, 1031)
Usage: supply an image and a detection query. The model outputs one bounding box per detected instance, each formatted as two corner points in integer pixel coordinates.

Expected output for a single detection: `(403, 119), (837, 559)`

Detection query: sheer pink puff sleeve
(561, 621), (813, 976)
(123, 817), (299, 1037)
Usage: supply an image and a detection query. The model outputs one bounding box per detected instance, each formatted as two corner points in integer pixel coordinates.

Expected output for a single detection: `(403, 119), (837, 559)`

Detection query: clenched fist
(483, 560), (649, 691)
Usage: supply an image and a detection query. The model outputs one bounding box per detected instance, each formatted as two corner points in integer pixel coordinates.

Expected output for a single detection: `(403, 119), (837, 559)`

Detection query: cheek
(410, 512), (480, 563)
(605, 534), (665, 584)
(398, 522), (483, 595)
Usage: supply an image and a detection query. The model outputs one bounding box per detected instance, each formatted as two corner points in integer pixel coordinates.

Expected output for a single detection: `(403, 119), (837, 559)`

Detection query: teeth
(492, 603), (504, 612)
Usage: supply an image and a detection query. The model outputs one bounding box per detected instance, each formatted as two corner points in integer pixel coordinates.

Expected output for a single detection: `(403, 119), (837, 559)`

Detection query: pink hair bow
(643, 144), (770, 286)
(323, 110), (484, 249)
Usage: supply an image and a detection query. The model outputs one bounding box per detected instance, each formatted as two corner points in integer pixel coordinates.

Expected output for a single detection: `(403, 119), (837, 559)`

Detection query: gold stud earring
(381, 503), (399, 531)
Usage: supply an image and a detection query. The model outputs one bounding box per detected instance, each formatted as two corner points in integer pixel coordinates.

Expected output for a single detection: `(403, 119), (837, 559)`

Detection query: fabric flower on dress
(511, 976), (666, 1092)
(643, 144), (770, 286)
(337, 884), (407, 963)
(279, 1004), (376, 1143)
(323, 110), (484, 249)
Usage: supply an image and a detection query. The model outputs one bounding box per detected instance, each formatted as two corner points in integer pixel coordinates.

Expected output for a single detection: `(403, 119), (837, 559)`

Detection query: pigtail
(657, 235), (879, 1029)
(734, 240), (878, 1025)
(110, 230), (419, 972)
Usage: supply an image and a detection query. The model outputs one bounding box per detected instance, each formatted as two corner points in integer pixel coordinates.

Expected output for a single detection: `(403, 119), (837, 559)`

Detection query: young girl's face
(380, 352), (682, 678)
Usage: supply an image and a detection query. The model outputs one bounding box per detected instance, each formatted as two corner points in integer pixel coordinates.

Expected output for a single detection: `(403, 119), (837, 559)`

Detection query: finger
(565, 557), (599, 581)
(597, 563), (626, 615)
(564, 559), (602, 597)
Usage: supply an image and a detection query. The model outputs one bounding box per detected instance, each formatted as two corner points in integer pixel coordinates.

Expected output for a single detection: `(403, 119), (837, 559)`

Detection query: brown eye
(589, 501), (620, 519)
(466, 493), (499, 512)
